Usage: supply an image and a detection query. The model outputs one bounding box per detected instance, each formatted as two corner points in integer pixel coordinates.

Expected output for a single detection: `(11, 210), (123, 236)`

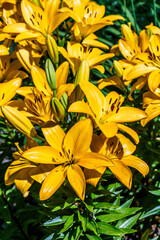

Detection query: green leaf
(87, 220), (98, 235)
(141, 229), (150, 240)
(140, 206), (160, 219)
(78, 211), (88, 232)
(93, 202), (114, 209)
(149, 189), (160, 196)
(60, 214), (74, 233)
(72, 225), (82, 240)
(118, 198), (134, 208)
(43, 217), (66, 226)
(150, 237), (159, 240)
(96, 207), (141, 223)
(116, 212), (141, 229)
(86, 234), (102, 240)
(83, 200), (94, 213)
(118, 228), (136, 234)
(97, 222), (123, 236)
(111, 195), (121, 209)
(43, 233), (54, 240)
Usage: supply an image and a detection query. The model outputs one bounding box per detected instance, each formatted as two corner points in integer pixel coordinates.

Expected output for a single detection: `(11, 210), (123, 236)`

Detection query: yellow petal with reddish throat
(1, 105), (37, 138)
(21, 0), (47, 35)
(40, 165), (66, 200)
(63, 119), (93, 159)
(67, 164), (86, 200)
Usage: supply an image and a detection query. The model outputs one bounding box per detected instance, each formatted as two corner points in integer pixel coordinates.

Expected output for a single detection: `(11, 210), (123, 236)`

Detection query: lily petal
(40, 165), (66, 200)
(42, 124), (65, 152)
(67, 164), (86, 200)
(63, 119), (93, 159)
(109, 160), (132, 189)
(31, 65), (52, 96)
(29, 164), (55, 183)
(23, 146), (65, 164)
(84, 167), (106, 187)
(78, 152), (113, 169)
(125, 64), (157, 81)
(68, 101), (94, 117)
(1, 105), (37, 137)
(79, 81), (105, 120)
(15, 168), (34, 197)
(122, 156), (149, 177)
(117, 123), (139, 144)
(0, 78), (22, 106)
(97, 121), (118, 138)
(107, 107), (147, 122)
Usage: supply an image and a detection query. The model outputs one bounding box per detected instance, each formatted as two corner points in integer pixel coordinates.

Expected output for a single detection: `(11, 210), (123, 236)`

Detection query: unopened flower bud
(113, 60), (123, 78)
(60, 92), (68, 110)
(121, 24), (134, 42)
(47, 35), (59, 66)
(146, 28), (152, 39)
(45, 58), (56, 97)
(51, 98), (65, 121)
(75, 59), (90, 86)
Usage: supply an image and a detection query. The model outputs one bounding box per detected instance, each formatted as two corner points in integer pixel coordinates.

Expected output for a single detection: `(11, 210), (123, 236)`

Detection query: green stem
(153, 0), (158, 26)
(123, 0), (127, 19)
(35, 134), (45, 142)
(130, 0), (138, 32)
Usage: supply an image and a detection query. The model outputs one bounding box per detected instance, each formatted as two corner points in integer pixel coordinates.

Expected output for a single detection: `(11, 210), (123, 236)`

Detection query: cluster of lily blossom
(0, 0), (154, 201)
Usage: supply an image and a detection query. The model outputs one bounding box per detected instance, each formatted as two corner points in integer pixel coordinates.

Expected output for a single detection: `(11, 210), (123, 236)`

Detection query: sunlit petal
(67, 164), (86, 200)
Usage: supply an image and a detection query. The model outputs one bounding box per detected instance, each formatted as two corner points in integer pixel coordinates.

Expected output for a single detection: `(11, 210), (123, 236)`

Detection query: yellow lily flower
(5, 137), (54, 197)
(3, 0), (69, 43)
(59, 42), (114, 76)
(16, 62), (73, 100)
(15, 40), (45, 73)
(1, 0), (21, 26)
(85, 133), (149, 189)
(110, 24), (152, 98)
(141, 91), (160, 126)
(60, 0), (124, 40)
(22, 119), (113, 200)
(124, 34), (160, 90)
(24, 89), (58, 125)
(68, 81), (147, 138)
